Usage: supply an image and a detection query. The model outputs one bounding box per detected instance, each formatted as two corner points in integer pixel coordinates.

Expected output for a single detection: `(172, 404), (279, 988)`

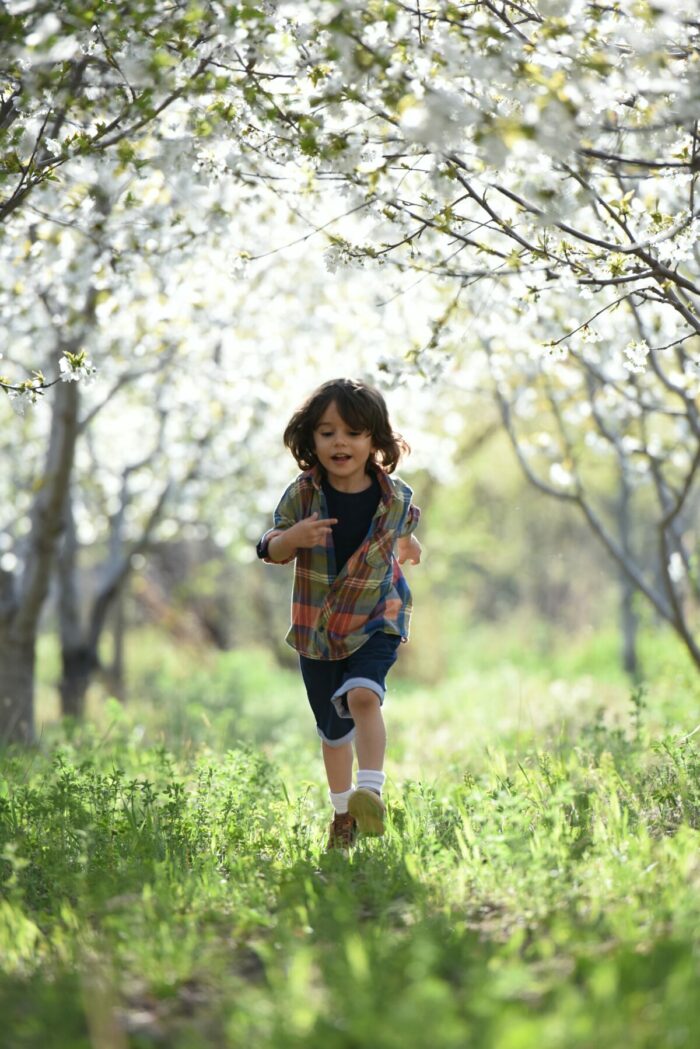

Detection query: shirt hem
(286, 626), (405, 661)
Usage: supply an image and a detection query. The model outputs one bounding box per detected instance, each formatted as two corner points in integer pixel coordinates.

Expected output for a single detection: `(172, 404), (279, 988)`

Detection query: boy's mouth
(331, 454), (351, 462)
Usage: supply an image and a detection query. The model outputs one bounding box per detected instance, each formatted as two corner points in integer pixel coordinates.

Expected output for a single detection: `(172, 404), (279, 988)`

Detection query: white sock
(329, 786), (355, 814)
(356, 770), (386, 796)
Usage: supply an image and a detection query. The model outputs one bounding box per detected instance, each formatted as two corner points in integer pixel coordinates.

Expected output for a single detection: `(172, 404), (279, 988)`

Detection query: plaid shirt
(259, 463), (420, 660)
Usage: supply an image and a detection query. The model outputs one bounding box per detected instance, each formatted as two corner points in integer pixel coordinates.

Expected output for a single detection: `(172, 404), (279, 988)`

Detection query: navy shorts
(299, 631), (402, 748)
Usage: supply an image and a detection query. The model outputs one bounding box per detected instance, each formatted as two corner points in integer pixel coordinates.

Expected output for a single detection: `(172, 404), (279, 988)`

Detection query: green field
(2, 627), (700, 1048)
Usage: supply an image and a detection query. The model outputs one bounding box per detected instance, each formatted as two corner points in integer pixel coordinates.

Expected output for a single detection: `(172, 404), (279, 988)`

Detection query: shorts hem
(331, 676), (386, 719)
(316, 725), (356, 747)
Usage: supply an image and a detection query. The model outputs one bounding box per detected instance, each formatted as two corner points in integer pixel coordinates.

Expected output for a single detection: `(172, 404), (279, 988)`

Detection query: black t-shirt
(322, 471), (381, 576)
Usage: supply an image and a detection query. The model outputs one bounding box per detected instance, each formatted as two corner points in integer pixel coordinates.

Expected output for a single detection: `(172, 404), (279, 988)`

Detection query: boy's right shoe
(348, 787), (386, 836)
(327, 811), (357, 851)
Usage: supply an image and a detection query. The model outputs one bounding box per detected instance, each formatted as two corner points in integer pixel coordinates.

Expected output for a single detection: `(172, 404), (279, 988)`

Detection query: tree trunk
(620, 574), (640, 681)
(617, 472), (640, 682)
(106, 582), (127, 702)
(0, 631), (35, 744)
(55, 475), (171, 715)
(59, 644), (99, 719)
(2, 373), (80, 743)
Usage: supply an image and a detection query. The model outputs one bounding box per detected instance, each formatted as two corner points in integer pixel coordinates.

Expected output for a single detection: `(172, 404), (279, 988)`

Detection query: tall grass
(3, 628), (699, 1047)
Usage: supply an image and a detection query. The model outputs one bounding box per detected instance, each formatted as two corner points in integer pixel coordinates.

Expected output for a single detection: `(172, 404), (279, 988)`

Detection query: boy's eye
(319, 431), (363, 437)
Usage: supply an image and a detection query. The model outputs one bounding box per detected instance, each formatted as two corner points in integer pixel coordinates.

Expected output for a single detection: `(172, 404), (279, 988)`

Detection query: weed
(4, 642), (700, 1048)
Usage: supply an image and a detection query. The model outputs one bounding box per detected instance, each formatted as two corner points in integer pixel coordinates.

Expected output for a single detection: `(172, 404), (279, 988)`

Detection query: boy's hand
(396, 535), (422, 565)
(290, 511), (338, 549)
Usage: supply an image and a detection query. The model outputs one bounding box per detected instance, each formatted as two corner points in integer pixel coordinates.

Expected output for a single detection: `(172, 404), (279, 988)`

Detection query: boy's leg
(324, 634), (399, 838)
(300, 652), (355, 792)
(346, 687), (387, 836)
(322, 738), (354, 793)
(322, 739), (357, 850)
(346, 687), (386, 771)
(333, 632), (400, 778)
(298, 654), (359, 849)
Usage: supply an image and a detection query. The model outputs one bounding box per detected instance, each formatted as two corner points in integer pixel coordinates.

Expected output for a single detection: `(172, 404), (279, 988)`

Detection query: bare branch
(579, 147), (700, 171)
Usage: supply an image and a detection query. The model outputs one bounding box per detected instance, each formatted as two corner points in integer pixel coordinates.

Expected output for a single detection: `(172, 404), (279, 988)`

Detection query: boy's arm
(257, 482), (300, 565)
(257, 509), (340, 562)
(257, 527), (297, 564)
(266, 529), (299, 563)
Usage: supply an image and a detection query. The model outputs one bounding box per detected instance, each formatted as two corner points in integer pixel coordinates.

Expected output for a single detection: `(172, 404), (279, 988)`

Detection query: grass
(2, 626), (700, 1047)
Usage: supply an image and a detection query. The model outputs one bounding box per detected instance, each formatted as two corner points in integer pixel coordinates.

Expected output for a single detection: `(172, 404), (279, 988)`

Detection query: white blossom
(59, 355), (97, 386)
(6, 389), (32, 416)
(623, 340), (650, 374)
(580, 327), (603, 345)
(25, 13), (61, 47)
(549, 463), (574, 488)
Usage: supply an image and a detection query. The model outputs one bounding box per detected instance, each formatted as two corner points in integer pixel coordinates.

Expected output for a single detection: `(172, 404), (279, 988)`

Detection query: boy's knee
(347, 686), (380, 713)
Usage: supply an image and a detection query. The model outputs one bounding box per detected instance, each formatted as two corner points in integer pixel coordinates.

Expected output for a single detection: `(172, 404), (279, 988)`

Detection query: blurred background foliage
(32, 411), (695, 737)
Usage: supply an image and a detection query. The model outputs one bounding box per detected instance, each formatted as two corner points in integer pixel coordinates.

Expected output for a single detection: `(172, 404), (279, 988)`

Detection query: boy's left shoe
(348, 788), (386, 836)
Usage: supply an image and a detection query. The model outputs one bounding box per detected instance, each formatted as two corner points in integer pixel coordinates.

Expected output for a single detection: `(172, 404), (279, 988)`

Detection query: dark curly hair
(283, 378), (410, 474)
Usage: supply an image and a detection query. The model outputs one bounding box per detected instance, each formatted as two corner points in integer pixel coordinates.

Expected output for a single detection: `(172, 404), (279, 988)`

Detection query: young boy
(256, 378), (421, 849)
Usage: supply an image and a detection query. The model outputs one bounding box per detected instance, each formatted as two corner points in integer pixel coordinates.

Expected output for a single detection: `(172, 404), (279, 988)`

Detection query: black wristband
(256, 535), (270, 560)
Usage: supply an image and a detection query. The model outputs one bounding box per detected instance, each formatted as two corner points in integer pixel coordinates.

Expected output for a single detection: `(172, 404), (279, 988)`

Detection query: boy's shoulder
(294, 470), (319, 494)
(277, 470), (317, 506)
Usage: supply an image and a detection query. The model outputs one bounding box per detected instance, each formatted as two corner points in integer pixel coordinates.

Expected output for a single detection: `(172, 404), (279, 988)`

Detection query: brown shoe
(327, 811), (357, 851)
(348, 788), (386, 836)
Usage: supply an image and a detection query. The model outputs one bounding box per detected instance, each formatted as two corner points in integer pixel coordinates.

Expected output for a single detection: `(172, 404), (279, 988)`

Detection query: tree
(0, 348), (83, 742)
(0, 0), (275, 222)
(218, 0), (700, 667)
(6, 0), (699, 744)
(56, 414), (202, 718)
(0, 148), (448, 737)
(0, 0), (286, 739)
(484, 308), (700, 670)
(1, 0), (281, 395)
(0, 142), (237, 738)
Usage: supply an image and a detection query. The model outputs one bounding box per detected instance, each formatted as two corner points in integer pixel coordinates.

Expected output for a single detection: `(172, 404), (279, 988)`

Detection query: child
(256, 378), (421, 850)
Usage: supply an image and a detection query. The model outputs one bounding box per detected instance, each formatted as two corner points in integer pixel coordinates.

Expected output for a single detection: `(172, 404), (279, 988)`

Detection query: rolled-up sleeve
(398, 502), (421, 538)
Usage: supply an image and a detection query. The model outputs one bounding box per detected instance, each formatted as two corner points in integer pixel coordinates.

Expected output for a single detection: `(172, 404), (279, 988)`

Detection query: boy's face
(312, 400), (375, 489)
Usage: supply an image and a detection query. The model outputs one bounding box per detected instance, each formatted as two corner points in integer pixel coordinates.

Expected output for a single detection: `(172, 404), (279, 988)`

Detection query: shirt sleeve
(391, 476), (421, 539)
(397, 502), (421, 539)
(257, 479), (303, 565)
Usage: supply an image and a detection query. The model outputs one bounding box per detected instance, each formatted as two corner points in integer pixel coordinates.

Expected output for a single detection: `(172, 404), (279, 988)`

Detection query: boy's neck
(322, 463), (374, 494)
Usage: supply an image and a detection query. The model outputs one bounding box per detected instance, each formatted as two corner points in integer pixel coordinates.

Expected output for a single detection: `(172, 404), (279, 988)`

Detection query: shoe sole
(348, 791), (385, 836)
